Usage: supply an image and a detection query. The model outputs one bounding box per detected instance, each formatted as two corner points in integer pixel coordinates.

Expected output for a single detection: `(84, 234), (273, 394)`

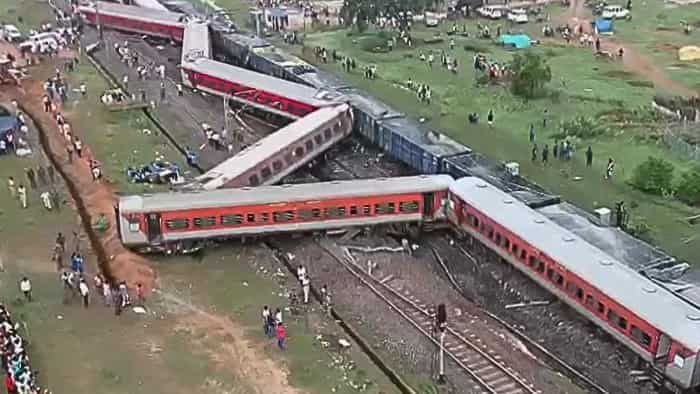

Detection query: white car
(601, 5), (629, 19)
(477, 6), (506, 19)
(1, 25), (22, 42)
(507, 9), (529, 23)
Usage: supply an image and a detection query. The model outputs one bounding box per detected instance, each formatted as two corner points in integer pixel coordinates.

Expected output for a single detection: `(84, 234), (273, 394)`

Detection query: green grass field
(280, 19), (700, 263)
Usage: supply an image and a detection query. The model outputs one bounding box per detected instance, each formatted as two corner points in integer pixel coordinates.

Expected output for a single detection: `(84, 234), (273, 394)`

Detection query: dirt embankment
(3, 75), (156, 293)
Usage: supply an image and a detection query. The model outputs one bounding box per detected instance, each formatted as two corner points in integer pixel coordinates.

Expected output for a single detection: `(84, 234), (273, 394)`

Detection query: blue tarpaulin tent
(593, 18), (614, 34)
(499, 34), (532, 49)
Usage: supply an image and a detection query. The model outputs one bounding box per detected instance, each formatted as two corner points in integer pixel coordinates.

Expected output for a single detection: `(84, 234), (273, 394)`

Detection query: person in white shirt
(19, 277), (32, 302)
(297, 265), (306, 283)
(79, 278), (89, 308)
(274, 308), (283, 325)
(262, 305), (271, 336)
(302, 275), (310, 304)
(40, 191), (53, 210)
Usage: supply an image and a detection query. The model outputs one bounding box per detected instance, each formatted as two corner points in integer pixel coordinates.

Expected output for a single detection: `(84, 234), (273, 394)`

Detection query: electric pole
(436, 303), (447, 384)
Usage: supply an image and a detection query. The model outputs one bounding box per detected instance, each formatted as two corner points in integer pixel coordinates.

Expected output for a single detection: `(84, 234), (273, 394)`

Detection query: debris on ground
(126, 160), (183, 184)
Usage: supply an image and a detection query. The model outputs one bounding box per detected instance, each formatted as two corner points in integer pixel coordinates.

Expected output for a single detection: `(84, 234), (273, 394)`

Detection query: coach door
(423, 193), (435, 216)
(655, 333), (672, 366)
(146, 213), (162, 243)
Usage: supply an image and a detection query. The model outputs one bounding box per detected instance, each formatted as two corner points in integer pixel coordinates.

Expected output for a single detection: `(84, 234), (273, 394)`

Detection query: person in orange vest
(276, 322), (286, 351)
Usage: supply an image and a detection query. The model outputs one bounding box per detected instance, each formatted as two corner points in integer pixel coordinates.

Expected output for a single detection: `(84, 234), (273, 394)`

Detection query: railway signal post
(436, 303), (447, 384)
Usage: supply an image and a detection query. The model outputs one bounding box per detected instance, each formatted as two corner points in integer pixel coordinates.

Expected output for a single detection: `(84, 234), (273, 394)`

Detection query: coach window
(399, 201), (419, 213)
(305, 140), (314, 152)
(486, 226), (494, 239)
(193, 216), (216, 228)
(247, 214), (255, 223)
(165, 218), (189, 230)
(468, 214), (479, 228)
(261, 166), (272, 180)
(221, 214), (243, 226)
(326, 207), (346, 218)
(273, 161), (283, 172)
(273, 211), (294, 222)
(285, 153), (294, 165)
(511, 243), (518, 256)
(363, 205), (371, 215)
(503, 238), (510, 250)
(294, 147), (304, 157)
(520, 249), (527, 261)
(249, 174), (260, 186)
(324, 128), (332, 141)
(375, 202), (396, 215)
(546, 268), (564, 286)
(585, 294), (597, 310)
(607, 309), (628, 331)
(261, 213), (270, 222)
(350, 206), (358, 215)
(566, 282), (584, 299)
(314, 134), (323, 145)
(630, 326), (652, 348)
(333, 122), (341, 134)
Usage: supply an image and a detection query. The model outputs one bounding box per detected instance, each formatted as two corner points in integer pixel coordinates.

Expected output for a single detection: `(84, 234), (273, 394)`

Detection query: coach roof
(79, 1), (186, 25)
(192, 104), (350, 189)
(451, 176), (700, 351)
(120, 174), (454, 212)
(182, 57), (337, 108)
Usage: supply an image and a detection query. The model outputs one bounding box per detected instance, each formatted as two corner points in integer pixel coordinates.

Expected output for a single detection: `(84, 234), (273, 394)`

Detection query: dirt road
(558, 0), (698, 96)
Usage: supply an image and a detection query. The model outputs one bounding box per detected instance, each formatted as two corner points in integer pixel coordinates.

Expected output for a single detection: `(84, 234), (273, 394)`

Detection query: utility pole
(95, 0), (103, 42)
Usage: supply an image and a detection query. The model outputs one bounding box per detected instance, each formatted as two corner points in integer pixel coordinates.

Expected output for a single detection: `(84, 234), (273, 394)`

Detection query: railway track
(317, 243), (541, 394)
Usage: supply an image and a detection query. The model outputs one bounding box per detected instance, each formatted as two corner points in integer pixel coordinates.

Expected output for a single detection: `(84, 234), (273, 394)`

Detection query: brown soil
(1, 64), (156, 294)
(162, 291), (304, 394)
(555, 0), (698, 97)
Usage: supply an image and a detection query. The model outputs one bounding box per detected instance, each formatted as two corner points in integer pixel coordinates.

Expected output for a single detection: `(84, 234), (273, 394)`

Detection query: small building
(260, 6), (305, 31)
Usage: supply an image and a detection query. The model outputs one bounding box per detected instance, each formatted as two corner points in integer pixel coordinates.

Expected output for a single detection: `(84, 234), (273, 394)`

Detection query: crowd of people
(1, 304), (51, 394)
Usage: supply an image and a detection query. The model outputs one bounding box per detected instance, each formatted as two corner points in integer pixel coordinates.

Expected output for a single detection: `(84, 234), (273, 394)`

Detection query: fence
(664, 122), (700, 162)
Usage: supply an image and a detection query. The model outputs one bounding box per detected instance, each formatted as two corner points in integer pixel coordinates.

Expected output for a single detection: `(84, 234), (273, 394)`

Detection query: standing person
(542, 144), (549, 164)
(7, 176), (15, 197)
(80, 82), (87, 97)
(103, 281), (113, 306)
(79, 278), (89, 308)
(276, 322), (286, 350)
(61, 270), (75, 303)
(66, 145), (73, 163)
(586, 146), (593, 167)
(19, 277), (32, 302)
(487, 109), (494, 127)
(136, 283), (145, 306)
(17, 184), (27, 209)
(543, 108), (549, 128)
(73, 137), (82, 158)
(321, 284), (332, 316)
(71, 252), (84, 274)
(531, 144), (538, 162)
(296, 265), (306, 284)
(47, 166), (55, 183)
(274, 308), (283, 327)
(122, 74), (129, 89)
(119, 281), (130, 306)
(605, 158), (615, 179)
(528, 124), (535, 143)
(176, 83), (183, 96)
(25, 168), (37, 189)
(301, 275), (311, 304)
(5, 373), (16, 394)
(262, 305), (271, 336)
(159, 82), (166, 103)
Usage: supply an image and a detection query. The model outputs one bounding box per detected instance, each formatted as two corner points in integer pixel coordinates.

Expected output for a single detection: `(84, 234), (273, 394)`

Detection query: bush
(359, 31), (392, 52)
(630, 157), (675, 195)
(552, 116), (609, 139)
(463, 43), (490, 53)
(676, 165), (700, 206)
(509, 51), (552, 99)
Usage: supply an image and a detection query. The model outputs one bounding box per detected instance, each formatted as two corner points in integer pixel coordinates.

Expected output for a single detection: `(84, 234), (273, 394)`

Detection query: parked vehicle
(1, 25), (22, 42)
(477, 5), (506, 19)
(507, 9), (529, 23)
(601, 5), (629, 19)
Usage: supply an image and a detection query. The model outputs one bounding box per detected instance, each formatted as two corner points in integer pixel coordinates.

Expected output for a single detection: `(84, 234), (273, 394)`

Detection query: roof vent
(534, 219), (545, 224)
(282, 184), (293, 188)
(687, 314), (700, 322)
(476, 182), (488, 188)
(377, 178), (387, 181)
(503, 199), (514, 204)
(642, 286), (657, 294)
(241, 187), (251, 191)
(331, 181), (341, 184)
(562, 235), (575, 242)
(599, 260), (613, 266)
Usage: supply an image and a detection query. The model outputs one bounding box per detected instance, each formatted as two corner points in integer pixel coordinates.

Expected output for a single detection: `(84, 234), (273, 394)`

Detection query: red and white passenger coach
(77, 1), (186, 42)
(118, 175), (452, 252)
(188, 103), (353, 190)
(448, 177), (700, 390)
(180, 57), (340, 119)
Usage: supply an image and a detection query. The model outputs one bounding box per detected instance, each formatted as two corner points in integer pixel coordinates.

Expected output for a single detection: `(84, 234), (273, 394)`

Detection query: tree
(675, 165), (700, 206)
(341, 0), (443, 31)
(509, 51), (552, 99)
(629, 156), (675, 195)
